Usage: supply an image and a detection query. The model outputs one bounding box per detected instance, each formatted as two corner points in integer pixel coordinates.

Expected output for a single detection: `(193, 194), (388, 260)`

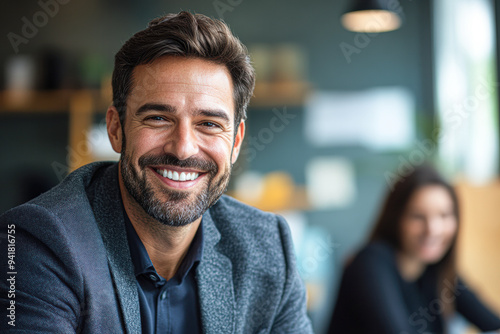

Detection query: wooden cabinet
(456, 181), (500, 316)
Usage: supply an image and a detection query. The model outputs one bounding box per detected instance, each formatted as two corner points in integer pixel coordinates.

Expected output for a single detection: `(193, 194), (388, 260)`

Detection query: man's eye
(201, 121), (220, 128)
(146, 116), (165, 121)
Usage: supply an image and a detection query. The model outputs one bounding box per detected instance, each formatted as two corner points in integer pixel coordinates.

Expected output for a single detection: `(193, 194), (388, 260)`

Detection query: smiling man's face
(107, 56), (245, 226)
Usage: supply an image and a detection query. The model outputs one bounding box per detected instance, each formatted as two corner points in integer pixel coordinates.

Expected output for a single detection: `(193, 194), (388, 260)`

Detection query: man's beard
(120, 150), (231, 227)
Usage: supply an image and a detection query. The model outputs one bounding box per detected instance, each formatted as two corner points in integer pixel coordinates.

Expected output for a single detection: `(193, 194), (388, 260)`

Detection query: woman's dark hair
(369, 164), (459, 316)
(112, 11), (255, 128)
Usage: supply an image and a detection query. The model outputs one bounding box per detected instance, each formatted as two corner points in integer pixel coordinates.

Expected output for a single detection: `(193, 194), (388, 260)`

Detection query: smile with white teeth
(156, 169), (200, 181)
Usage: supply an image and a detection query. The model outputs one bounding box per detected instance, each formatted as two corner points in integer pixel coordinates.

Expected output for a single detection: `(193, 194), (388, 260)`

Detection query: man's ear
(231, 120), (245, 164)
(106, 106), (123, 153)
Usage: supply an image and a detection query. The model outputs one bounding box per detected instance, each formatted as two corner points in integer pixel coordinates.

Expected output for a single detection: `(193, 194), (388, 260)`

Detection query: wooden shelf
(0, 89), (112, 172)
(0, 90), (75, 113)
(0, 89), (110, 113)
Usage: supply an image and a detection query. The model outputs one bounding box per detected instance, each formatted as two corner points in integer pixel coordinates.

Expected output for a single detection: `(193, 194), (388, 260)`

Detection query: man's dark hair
(112, 11), (255, 128)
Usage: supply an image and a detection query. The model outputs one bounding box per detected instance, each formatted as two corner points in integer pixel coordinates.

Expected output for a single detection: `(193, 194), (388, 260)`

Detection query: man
(0, 11), (312, 334)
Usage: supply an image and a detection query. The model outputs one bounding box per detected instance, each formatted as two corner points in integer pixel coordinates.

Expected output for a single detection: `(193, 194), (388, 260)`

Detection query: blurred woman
(328, 165), (500, 333)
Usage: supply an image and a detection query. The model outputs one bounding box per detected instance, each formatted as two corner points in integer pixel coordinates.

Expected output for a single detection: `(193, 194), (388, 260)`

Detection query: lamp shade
(341, 0), (402, 33)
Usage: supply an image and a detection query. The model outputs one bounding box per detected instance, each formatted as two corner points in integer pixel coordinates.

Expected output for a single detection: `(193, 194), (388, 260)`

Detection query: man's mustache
(138, 153), (218, 174)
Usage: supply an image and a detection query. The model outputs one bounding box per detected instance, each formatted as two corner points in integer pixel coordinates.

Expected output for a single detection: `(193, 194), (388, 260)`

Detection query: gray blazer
(0, 162), (312, 333)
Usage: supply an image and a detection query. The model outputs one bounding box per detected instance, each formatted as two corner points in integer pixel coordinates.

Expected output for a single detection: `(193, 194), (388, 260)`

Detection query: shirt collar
(124, 210), (204, 284)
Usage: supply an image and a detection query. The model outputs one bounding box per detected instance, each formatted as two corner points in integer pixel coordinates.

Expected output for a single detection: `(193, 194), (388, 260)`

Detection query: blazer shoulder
(210, 195), (286, 237)
(213, 194), (277, 220)
(206, 196), (311, 333)
(208, 195), (292, 263)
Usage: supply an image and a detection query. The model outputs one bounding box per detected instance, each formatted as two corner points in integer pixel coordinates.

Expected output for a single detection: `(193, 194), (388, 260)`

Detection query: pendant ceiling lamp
(341, 0), (403, 33)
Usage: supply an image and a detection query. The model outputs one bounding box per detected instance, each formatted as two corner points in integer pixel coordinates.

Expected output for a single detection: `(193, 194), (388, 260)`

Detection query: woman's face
(399, 185), (458, 264)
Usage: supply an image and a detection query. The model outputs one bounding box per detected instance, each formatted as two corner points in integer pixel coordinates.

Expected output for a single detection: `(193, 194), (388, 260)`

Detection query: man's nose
(163, 121), (199, 161)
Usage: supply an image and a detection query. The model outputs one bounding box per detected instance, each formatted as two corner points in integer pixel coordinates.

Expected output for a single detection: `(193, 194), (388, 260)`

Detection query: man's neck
(118, 171), (201, 281)
(129, 211), (200, 281)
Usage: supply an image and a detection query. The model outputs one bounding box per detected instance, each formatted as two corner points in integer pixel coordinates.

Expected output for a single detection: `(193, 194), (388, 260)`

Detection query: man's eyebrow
(135, 103), (176, 115)
(135, 104), (231, 123)
(198, 109), (231, 123)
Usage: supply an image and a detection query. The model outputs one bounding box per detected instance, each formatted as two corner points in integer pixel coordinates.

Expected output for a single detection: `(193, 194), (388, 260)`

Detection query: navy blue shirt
(124, 214), (204, 334)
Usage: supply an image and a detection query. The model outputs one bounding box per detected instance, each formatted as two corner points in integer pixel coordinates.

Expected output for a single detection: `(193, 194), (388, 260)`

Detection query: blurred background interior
(1, 0), (500, 333)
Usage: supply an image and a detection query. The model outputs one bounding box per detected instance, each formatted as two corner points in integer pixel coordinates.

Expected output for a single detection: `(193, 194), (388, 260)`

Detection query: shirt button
(149, 274), (158, 281)
(161, 291), (167, 300)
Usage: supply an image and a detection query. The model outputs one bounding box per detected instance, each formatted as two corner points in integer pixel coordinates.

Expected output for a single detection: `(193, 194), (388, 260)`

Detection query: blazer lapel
(91, 164), (141, 334)
(196, 209), (236, 334)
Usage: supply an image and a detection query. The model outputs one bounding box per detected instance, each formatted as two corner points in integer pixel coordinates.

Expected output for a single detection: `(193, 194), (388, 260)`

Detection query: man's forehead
(133, 57), (232, 87)
(129, 57), (235, 107)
